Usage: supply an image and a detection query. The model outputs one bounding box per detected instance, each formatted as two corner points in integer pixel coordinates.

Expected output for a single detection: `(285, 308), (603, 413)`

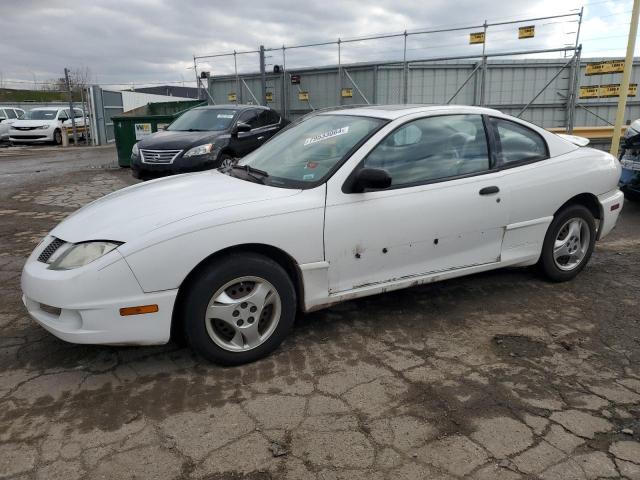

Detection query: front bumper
(10, 129), (54, 142)
(21, 239), (176, 345)
(597, 189), (624, 239)
(131, 151), (220, 178)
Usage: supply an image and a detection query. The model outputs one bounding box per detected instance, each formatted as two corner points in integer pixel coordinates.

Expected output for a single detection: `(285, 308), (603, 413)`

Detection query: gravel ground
(1, 145), (639, 480)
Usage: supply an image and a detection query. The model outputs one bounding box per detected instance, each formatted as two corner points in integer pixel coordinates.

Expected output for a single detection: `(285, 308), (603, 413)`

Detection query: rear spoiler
(557, 133), (590, 147)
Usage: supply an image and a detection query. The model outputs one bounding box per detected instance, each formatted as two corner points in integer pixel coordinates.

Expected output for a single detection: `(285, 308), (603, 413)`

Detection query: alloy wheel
(205, 276), (282, 352)
(553, 217), (590, 271)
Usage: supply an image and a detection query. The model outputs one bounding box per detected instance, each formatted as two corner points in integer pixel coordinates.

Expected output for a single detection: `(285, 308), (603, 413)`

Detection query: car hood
(137, 130), (229, 150)
(51, 171), (300, 243)
(12, 119), (57, 127)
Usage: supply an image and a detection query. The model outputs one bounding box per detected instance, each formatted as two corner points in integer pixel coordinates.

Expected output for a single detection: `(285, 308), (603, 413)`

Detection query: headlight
(132, 142), (139, 156)
(183, 144), (214, 157)
(48, 241), (121, 270)
(37, 125), (50, 130)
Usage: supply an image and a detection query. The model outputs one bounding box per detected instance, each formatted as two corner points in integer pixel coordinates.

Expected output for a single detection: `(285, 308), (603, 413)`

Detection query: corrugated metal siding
(209, 58), (640, 128)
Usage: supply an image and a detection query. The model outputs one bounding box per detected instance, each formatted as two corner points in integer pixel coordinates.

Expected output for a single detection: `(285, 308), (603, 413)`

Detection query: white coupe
(22, 105), (623, 365)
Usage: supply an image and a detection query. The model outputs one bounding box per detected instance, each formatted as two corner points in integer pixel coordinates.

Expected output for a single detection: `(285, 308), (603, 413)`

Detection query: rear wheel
(181, 253), (296, 365)
(53, 129), (62, 145)
(538, 205), (596, 282)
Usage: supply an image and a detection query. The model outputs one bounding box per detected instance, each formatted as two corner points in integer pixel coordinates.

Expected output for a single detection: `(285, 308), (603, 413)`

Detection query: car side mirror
(233, 122), (251, 135)
(0, 118), (6, 123)
(353, 167), (392, 192)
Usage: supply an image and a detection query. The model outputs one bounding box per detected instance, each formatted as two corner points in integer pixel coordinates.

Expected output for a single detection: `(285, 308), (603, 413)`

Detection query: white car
(0, 107), (26, 142)
(21, 105), (623, 365)
(10, 107), (86, 144)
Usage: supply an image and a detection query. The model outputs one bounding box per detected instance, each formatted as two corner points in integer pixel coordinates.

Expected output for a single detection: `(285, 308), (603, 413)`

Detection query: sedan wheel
(219, 154), (235, 170)
(538, 204), (596, 282)
(53, 129), (62, 145)
(205, 276), (282, 352)
(180, 252), (296, 365)
(553, 218), (590, 271)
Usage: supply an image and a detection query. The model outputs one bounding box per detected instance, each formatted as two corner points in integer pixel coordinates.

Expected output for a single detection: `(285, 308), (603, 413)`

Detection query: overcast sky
(0, 0), (634, 90)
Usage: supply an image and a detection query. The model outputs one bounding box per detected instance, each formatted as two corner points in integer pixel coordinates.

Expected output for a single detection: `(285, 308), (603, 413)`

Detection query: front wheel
(218, 153), (235, 170)
(53, 129), (62, 145)
(538, 205), (596, 282)
(180, 253), (296, 365)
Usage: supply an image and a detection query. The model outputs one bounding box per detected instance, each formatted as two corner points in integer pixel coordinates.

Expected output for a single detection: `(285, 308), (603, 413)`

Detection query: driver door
(324, 114), (508, 294)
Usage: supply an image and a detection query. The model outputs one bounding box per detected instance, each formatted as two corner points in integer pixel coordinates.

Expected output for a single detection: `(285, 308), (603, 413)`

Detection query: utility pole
(259, 45), (267, 106)
(64, 68), (78, 145)
(611, 0), (640, 156)
(194, 56), (200, 100)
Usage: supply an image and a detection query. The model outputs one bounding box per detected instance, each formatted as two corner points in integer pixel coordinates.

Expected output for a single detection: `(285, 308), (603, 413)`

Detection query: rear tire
(538, 205), (596, 282)
(180, 253), (296, 365)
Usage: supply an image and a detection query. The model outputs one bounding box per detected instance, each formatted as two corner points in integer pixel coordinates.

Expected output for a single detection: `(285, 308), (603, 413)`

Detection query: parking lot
(0, 145), (639, 479)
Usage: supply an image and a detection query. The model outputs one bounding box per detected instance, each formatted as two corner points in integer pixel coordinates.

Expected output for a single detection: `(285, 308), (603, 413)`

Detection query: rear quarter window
(492, 117), (548, 166)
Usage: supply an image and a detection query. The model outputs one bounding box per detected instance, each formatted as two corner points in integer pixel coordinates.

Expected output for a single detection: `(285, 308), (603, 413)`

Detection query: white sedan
(22, 105), (623, 365)
(10, 107), (86, 144)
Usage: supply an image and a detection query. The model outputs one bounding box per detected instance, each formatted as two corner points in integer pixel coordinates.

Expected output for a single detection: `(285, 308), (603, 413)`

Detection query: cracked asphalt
(1, 145), (639, 480)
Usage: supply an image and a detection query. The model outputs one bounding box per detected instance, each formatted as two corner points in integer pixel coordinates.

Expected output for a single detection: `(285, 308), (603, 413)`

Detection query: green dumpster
(113, 100), (206, 167)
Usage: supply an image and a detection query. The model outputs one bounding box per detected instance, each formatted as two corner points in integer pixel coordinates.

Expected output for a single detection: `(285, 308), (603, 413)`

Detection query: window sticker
(303, 173), (315, 181)
(217, 113), (234, 119)
(304, 126), (349, 146)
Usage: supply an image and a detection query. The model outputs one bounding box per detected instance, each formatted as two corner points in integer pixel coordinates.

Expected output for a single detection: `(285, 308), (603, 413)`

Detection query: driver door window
(364, 114), (490, 187)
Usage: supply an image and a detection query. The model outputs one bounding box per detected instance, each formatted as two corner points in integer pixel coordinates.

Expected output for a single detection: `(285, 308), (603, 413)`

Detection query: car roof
(31, 107), (63, 111)
(195, 104), (269, 111)
(320, 104), (503, 120)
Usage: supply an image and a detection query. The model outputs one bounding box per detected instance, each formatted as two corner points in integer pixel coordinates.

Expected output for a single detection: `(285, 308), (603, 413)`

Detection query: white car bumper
(21, 241), (176, 345)
(598, 188), (624, 239)
(9, 129), (54, 142)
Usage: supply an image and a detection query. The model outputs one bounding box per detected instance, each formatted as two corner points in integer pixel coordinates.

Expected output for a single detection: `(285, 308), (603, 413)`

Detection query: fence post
(234, 51), (240, 105)
(567, 46), (581, 133)
(281, 46), (287, 118)
(402, 31), (408, 104)
(480, 20), (488, 106)
(338, 39), (342, 106)
(259, 45), (267, 106)
(64, 67), (78, 145)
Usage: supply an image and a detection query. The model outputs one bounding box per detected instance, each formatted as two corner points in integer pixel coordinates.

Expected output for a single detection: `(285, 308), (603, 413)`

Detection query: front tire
(218, 153), (235, 170)
(180, 253), (296, 365)
(538, 205), (596, 282)
(53, 129), (62, 145)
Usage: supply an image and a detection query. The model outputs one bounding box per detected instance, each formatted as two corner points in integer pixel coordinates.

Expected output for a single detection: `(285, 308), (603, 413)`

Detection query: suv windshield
(23, 110), (58, 120)
(167, 108), (237, 131)
(236, 114), (385, 188)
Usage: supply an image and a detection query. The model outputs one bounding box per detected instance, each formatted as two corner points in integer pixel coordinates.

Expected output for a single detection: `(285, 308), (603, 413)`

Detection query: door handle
(479, 186), (500, 195)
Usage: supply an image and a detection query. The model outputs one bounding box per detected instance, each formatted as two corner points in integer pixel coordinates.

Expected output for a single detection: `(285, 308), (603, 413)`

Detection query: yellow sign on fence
(469, 32), (485, 44)
(518, 25), (535, 39)
(341, 88), (353, 98)
(298, 91), (309, 101)
(266, 92), (273, 102)
(579, 84), (637, 98)
(227, 92), (237, 102)
(579, 86), (599, 99)
(586, 60), (625, 76)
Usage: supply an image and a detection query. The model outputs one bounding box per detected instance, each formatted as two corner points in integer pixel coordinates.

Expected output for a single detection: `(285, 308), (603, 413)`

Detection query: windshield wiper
(231, 164), (269, 184)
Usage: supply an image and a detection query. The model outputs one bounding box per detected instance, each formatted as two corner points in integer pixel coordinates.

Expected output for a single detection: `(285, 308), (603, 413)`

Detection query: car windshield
(23, 110), (58, 120)
(236, 114), (386, 188)
(167, 109), (237, 131)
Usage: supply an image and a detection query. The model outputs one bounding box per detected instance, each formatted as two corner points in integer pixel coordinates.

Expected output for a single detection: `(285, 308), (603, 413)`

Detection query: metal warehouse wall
(208, 57), (640, 129)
